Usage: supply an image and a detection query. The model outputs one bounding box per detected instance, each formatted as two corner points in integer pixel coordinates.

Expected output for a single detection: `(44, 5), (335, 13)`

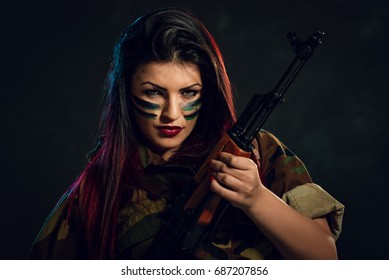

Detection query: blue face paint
(133, 95), (160, 110)
(182, 98), (201, 111)
(182, 98), (201, 120)
(184, 109), (200, 120)
(132, 95), (201, 120)
(132, 95), (159, 119)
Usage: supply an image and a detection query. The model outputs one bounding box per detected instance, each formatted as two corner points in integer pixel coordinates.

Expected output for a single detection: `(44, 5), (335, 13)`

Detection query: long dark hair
(68, 7), (236, 259)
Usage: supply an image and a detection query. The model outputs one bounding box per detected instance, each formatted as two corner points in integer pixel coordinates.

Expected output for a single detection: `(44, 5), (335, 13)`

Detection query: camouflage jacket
(28, 130), (344, 259)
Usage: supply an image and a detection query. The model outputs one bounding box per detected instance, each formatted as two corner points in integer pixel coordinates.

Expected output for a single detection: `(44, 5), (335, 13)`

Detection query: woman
(29, 7), (344, 260)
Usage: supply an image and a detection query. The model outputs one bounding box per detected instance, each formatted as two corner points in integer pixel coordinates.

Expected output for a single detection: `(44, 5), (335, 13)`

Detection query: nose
(161, 97), (181, 122)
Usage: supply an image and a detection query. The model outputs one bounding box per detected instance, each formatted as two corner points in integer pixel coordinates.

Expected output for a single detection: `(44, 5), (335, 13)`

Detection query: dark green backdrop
(1, 0), (388, 259)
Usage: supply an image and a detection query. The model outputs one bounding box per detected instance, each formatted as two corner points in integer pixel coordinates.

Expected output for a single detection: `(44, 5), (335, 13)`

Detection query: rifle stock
(144, 30), (324, 259)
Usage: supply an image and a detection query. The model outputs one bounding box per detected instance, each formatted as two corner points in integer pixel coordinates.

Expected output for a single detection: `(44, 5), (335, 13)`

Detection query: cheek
(186, 117), (199, 133)
(134, 114), (154, 135)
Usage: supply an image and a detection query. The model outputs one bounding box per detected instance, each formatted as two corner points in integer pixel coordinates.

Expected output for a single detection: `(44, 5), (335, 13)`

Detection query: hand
(209, 152), (264, 210)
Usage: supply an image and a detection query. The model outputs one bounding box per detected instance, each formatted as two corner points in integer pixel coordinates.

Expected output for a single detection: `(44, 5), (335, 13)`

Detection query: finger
(209, 159), (245, 183)
(209, 158), (226, 172)
(211, 170), (243, 192)
(210, 177), (240, 202)
(217, 152), (257, 170)
(209, 156), (257, 182)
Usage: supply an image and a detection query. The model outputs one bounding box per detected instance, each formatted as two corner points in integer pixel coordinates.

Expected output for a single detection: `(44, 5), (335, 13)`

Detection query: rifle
(144, 30), (324, 259)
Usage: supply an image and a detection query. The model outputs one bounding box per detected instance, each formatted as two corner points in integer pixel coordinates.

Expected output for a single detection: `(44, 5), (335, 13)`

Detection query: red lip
(158, 126), (182, 137)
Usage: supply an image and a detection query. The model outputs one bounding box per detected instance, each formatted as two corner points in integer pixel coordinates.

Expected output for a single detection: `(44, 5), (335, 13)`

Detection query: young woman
(29, 7), (344, 260)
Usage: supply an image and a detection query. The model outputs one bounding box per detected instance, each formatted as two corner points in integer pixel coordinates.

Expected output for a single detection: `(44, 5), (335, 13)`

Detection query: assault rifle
(144, 30), (324, 259)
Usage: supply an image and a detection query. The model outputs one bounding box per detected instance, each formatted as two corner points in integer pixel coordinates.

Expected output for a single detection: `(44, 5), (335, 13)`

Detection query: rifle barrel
(228, 31), (324, 151)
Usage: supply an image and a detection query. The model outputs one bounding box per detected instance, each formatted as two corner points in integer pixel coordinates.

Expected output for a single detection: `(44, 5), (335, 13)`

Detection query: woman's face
(130, 61), (202, 160)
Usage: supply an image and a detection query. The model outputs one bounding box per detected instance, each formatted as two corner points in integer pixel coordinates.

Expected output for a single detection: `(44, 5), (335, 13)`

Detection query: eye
(181, 90), (199, 99)
(143, 89), (162, 96)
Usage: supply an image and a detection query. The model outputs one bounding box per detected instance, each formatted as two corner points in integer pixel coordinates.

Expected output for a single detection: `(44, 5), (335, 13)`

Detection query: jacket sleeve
(28, 189), (87, 259)
(253, 130), (345, 240)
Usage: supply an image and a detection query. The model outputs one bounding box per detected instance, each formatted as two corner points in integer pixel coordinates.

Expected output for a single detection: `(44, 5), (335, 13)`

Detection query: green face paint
(184, 110), (200, 120)
(132, 95), (201, 120)
(133, 95), (160, 110)
(182, 98), (201, 112)
(132, 95), (159, 119)
(182, 98), (201, 120)
(133, 105), (158, 119)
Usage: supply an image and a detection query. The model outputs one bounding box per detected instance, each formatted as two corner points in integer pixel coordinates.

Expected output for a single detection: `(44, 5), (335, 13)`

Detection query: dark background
(1, 0), (388, 259)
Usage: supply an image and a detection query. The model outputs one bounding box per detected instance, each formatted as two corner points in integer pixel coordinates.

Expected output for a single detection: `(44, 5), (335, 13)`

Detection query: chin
(152, 139), (179, 149)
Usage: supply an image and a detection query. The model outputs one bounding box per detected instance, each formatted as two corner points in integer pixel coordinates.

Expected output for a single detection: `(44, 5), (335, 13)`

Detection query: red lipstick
(158, 126), (182, 137)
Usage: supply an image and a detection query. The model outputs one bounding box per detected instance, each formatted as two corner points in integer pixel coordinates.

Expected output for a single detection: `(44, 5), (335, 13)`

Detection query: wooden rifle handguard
(184, 133), (251, 226)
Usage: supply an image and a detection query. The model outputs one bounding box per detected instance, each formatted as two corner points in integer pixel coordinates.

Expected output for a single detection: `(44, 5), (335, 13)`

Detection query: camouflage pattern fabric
(28, 130), (344, 259)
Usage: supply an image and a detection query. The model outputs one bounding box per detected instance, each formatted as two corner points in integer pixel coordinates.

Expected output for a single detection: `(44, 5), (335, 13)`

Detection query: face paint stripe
(132, 95), (160, 110)
(133, 104), (158, 119)
(184, 109), (200, 120)
(182, 98), (201, 112)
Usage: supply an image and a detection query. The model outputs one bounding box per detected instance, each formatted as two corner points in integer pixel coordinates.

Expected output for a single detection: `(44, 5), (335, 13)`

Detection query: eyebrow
(140, 82), (202, 92)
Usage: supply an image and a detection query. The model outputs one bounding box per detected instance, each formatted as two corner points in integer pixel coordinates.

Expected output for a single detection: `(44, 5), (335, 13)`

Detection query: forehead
(131, 61), (202, 87)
